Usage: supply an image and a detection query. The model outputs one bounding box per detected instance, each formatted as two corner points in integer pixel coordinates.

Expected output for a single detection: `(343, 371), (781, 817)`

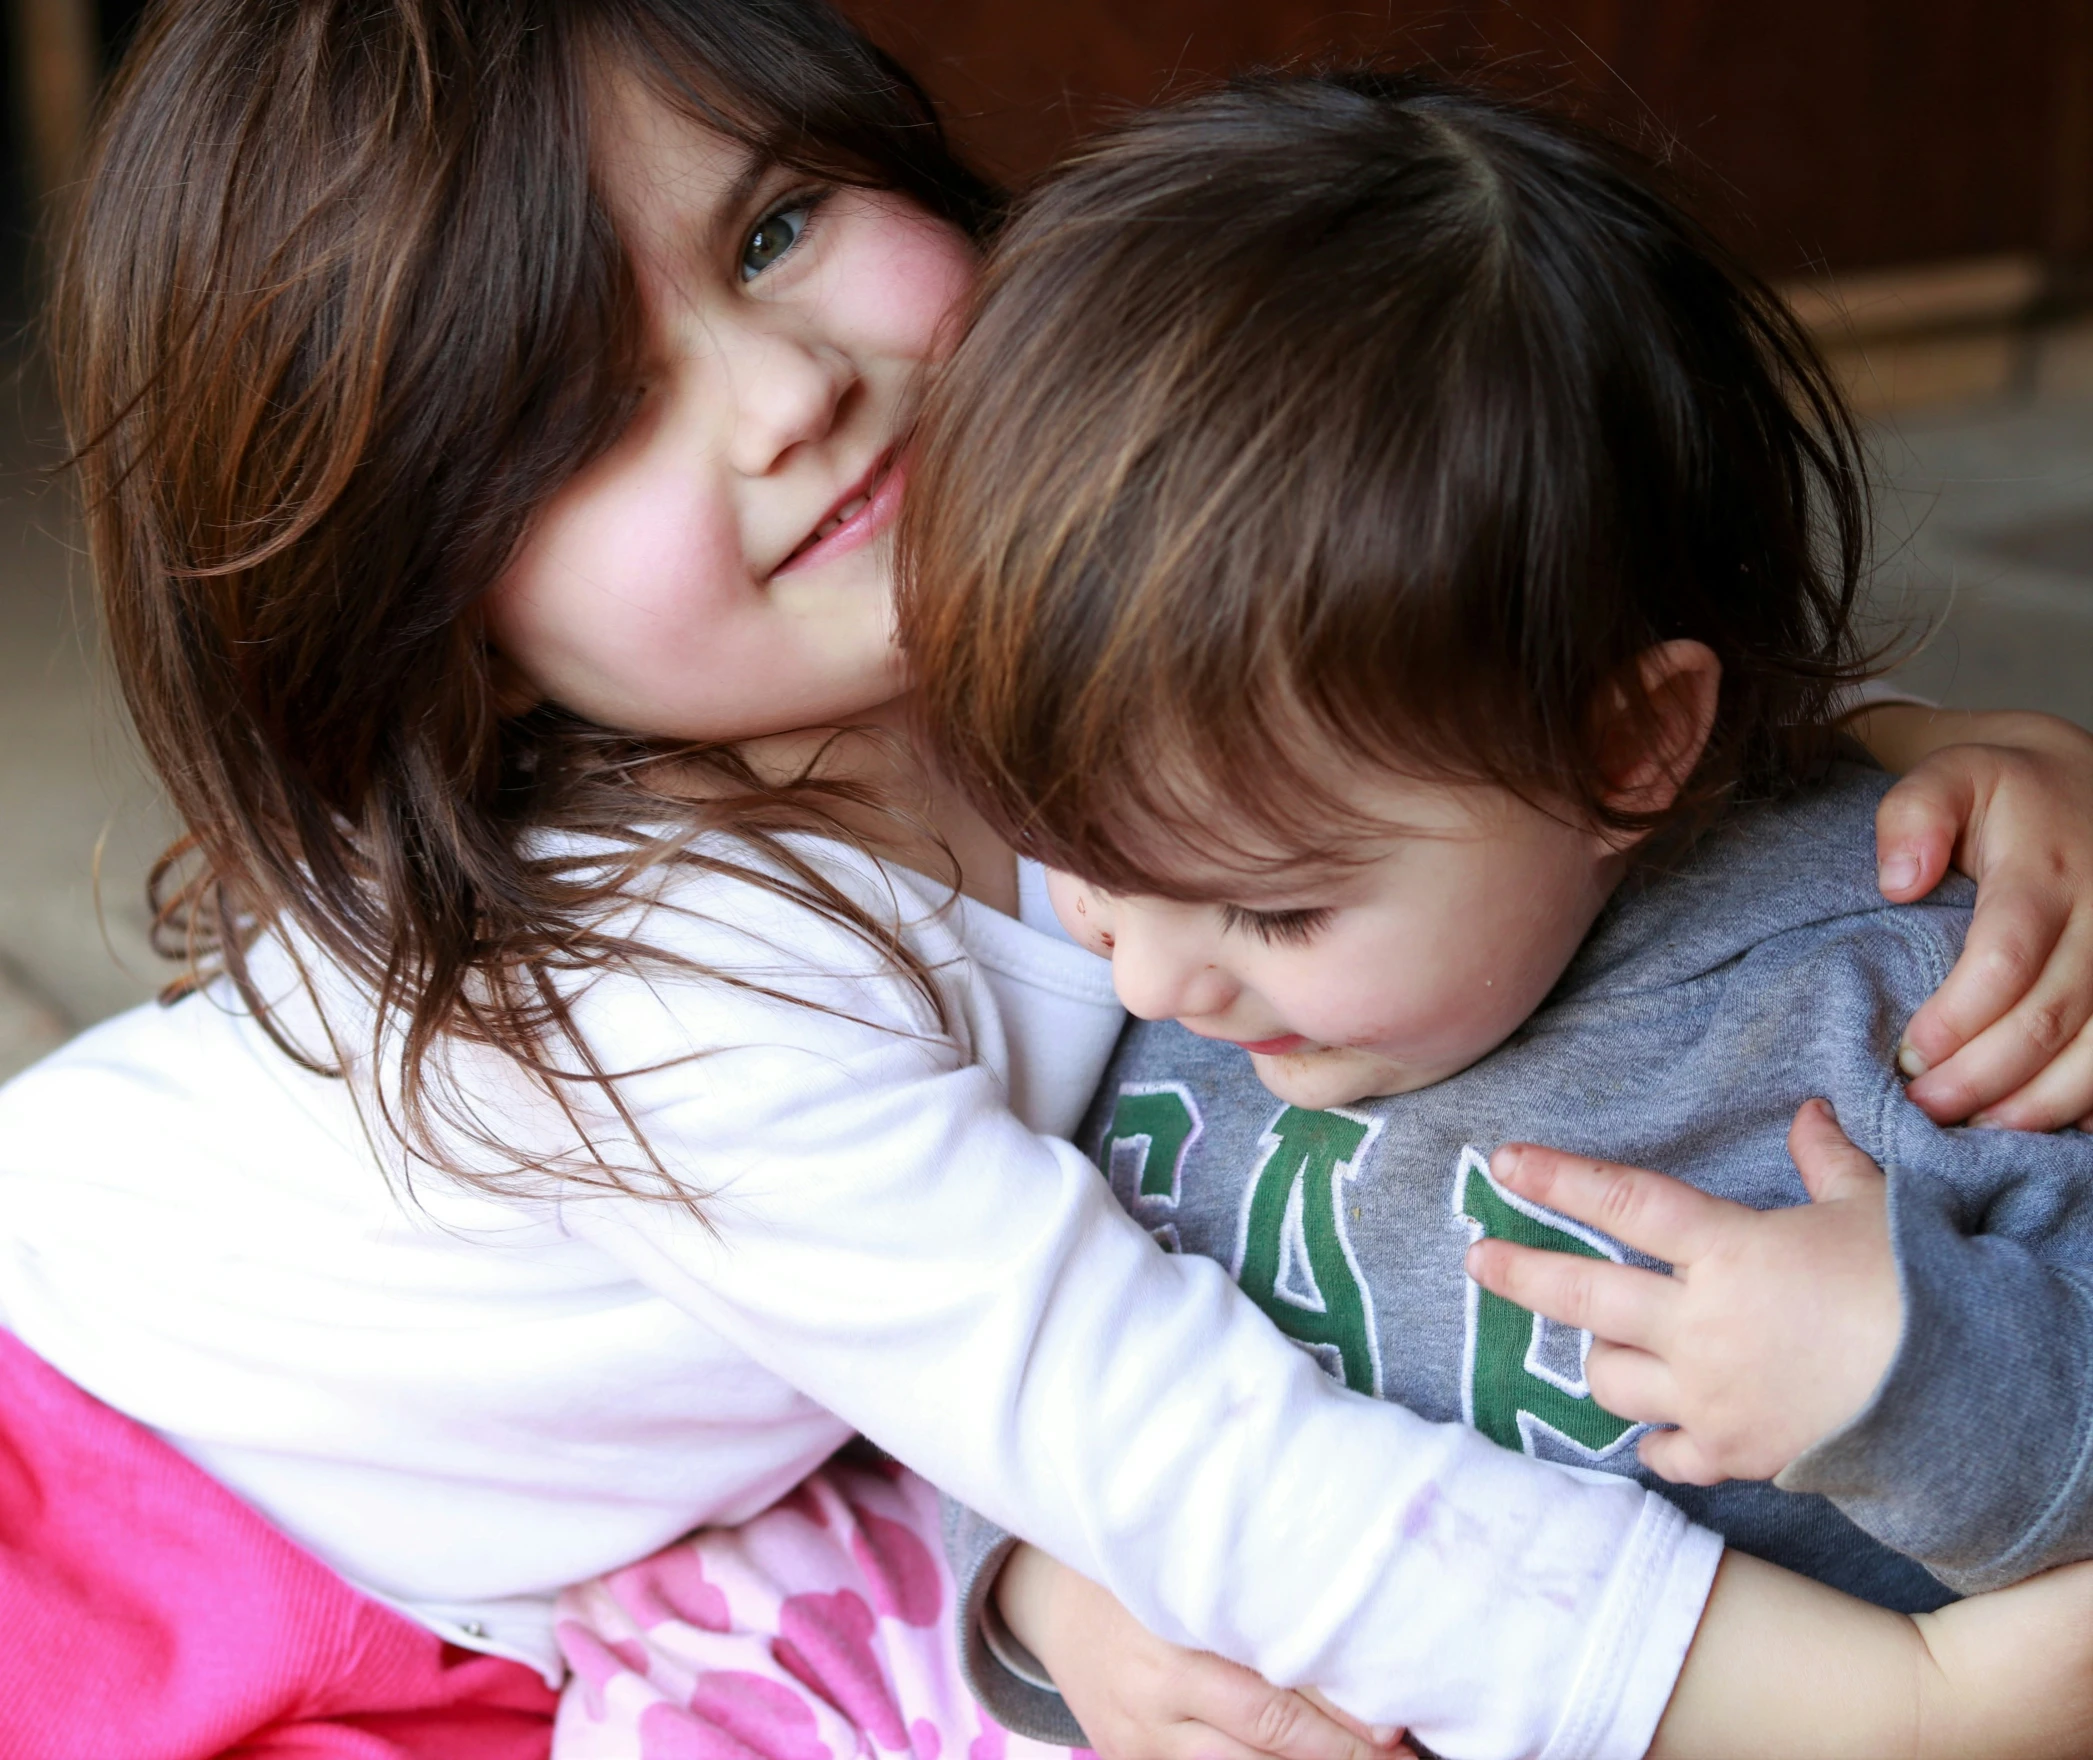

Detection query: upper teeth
(814, 495), (869, 542)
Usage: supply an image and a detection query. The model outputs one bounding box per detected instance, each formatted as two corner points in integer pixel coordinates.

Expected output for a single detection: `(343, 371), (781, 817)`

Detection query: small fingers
(1489, 1143), (1739, 1264)
(1785, 1100), (1886, 1202)
(1296, 1689), (1411, 1759)
(1900, 881), (2074, 1103)
(1635, 1424), (1730, 1488)
(1148, 1728), (1305, 1760)
(1464, 1240), (1674, 1350)
(1581, 1338), (1680, 1427)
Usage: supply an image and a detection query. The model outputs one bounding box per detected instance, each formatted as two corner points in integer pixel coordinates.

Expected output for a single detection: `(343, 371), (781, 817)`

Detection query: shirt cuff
(1536, 1494), (1725, 1760)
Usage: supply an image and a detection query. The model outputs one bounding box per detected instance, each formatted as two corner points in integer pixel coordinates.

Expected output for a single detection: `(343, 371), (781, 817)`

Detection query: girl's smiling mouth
(775, 450), (904, 576)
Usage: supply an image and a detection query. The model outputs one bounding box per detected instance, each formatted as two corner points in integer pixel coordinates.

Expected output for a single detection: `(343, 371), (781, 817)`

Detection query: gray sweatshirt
(949, 763), (2093, 1743)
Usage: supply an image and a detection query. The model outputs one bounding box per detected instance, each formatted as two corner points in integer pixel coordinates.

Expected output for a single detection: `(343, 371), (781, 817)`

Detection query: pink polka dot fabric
(553, 1462), (1072, 1760)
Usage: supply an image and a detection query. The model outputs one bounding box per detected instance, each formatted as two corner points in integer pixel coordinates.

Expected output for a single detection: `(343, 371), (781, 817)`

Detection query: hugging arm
(556, 874), (1722, 1759)
(981, 1523), (2093, 1760)
(1646, 1547), (2093, 1759)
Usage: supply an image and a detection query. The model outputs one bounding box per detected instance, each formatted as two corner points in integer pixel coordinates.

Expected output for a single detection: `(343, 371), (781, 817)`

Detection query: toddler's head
(903, 72), (1873, 1109)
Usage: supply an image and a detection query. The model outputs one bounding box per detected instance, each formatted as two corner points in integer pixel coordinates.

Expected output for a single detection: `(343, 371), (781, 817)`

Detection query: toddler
(901, 69), (2093, 1758)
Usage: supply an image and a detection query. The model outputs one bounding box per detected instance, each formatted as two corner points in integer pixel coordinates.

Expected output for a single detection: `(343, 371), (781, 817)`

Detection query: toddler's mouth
(1234, 1034), (1312, 1056)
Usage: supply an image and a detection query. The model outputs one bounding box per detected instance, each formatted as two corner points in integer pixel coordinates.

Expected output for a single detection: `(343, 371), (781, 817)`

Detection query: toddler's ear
(1595, 639), (1723, 828)
(1044, 868), (1117, 958)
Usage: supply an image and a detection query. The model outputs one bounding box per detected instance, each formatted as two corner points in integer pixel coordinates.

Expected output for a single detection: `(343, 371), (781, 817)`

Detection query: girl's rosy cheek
(520, 448), (739, 624)
(830, 205), (979, 358)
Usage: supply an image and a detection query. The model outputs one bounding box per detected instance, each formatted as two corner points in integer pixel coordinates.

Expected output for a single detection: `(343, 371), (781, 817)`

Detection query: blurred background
(1, 0), (2090, 1076)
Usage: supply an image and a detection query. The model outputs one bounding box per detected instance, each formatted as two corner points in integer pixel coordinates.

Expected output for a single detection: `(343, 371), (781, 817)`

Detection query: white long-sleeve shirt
(0, 841), (1718, 1760)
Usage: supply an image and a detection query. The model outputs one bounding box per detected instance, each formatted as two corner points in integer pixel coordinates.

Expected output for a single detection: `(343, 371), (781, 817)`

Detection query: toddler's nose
(1109, 931), (1236, 1026)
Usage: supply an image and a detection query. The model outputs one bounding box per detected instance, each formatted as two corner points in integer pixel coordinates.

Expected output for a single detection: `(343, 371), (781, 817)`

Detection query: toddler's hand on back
(1463, 1100), (1899, 1484)
(993, 1545), (1412, 1760)
(1871, 710), (2093, 1130)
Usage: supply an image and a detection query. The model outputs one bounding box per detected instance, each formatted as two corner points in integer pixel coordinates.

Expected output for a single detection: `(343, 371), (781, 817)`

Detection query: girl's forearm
(1850, 702), (2089, 777)
(1644, 1552), (1925, 1758)
(1651, 1550), (2093, 1760)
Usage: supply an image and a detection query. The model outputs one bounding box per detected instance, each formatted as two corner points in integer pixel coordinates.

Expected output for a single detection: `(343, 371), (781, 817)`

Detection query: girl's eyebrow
(697, 148), (773, 254)
(720, 150), (774, 223)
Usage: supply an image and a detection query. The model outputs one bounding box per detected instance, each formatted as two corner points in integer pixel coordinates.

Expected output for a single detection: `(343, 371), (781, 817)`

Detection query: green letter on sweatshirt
(1100, 1084), (1203, 1202)
(1233, 1107), (1381, 1396)
(1454, 1147), (1637, 1460)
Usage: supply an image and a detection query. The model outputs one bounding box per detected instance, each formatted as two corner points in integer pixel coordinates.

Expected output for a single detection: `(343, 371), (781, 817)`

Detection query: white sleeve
(552, 900), (1718, 1760)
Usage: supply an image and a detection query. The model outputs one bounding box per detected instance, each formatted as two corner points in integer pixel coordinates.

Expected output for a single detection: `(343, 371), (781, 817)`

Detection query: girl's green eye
(741, 206), (810, 281)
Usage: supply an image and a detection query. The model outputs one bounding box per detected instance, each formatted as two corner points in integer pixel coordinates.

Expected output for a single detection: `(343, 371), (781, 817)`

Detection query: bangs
(1014, 714), (1431, 904)
(940, 552), (1537, 902)
(586, 0), (998, 239)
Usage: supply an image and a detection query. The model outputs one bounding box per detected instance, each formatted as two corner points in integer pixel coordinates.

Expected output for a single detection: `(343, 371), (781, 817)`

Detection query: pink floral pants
(553, 1460), (1079, 1760)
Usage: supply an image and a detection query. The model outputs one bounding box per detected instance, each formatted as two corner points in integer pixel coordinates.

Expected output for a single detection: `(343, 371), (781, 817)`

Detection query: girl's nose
(1108, 922), (1237, 1025)
(723, 325), (850, 478)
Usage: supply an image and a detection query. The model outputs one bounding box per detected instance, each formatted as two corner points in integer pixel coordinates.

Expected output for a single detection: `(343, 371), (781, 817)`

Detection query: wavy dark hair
(903, 70), (1875, 896)
(54, 0), (996, 1200)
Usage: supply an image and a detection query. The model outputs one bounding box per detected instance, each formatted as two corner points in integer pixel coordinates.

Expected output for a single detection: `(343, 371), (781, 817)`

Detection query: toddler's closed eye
(1221, 905), (1335, 946)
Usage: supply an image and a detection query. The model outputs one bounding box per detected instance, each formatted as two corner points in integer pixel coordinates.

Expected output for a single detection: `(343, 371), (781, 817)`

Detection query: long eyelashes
(739, 186), (833, 282)
(1220, 904), (1335, 947)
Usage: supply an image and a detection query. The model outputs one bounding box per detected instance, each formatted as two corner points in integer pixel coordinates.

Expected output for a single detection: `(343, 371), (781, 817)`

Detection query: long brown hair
(902, 71), (1874, 896)
(55, 0), (995, 1200)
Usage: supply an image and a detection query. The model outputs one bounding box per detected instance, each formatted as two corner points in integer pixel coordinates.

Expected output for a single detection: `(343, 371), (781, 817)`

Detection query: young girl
(8, 4), (2093, 1757)
(893, 67), (2093, 1759)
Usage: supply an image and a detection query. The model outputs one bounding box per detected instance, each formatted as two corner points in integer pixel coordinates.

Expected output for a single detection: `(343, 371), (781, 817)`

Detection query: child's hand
(993, 1544), (1412, 1760)
(1866, 707), (2093, 1130)
(1464, 1100), (1899, 1484)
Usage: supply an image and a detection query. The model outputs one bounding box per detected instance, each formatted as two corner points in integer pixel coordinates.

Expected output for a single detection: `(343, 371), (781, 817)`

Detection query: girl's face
(488, 75), (977, 741)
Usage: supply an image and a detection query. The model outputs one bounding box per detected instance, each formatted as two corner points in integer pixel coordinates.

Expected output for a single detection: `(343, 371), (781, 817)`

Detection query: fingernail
(1491, 1145), (1522, 1181)
(1370, 1728), (1401, 1748)
(1896, 1041), (1929, 1079)
(1969, 1109), (2000, 1130)
(1879, 852), (1920, 893)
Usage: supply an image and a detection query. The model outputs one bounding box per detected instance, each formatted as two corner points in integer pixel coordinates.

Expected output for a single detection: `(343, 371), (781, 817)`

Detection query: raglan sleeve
(1777, 1094), (2093, 1594)
(549, 874), (1722, 1760)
